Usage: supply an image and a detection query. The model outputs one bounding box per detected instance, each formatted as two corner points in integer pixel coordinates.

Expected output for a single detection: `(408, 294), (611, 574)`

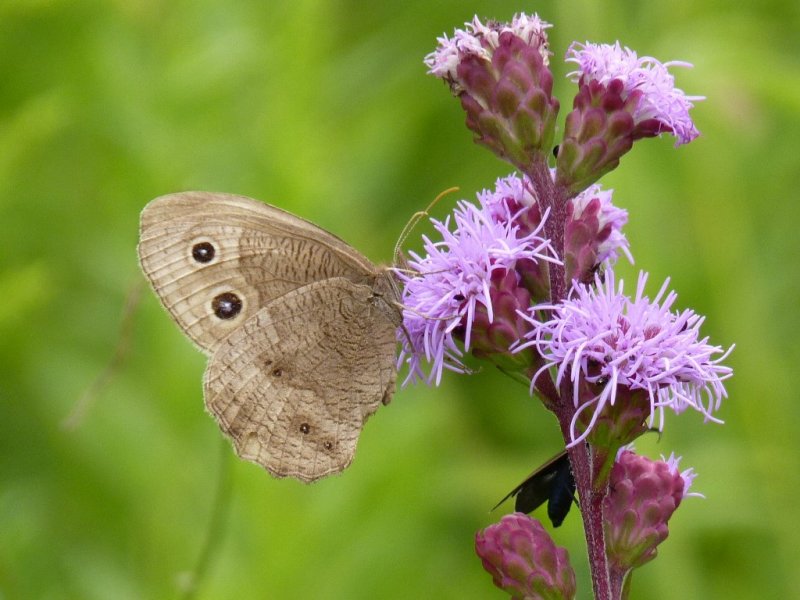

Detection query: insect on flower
(494, 451), (577, 527)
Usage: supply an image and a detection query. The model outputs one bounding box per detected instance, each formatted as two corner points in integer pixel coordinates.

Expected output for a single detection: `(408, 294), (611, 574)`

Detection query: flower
(476, 513), (576, 600)
(565, 41), (703, 146)
(477, 172), (538, 221)
(397, 176), (558, 385)
(424, 13), (560, 170)
(425, 14), (553, 84)
(518, 271), (734, 446)
(603, 450), (700, 569)
(564, 183), (632, 282)
(661, 451), (703, 499)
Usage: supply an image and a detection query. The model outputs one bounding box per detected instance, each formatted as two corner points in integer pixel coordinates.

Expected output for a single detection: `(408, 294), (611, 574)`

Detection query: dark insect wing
(545, 459), (577, 527)
(492, 450), (568, 512)
(513, 462), (561, 514)
(494, 451), (576, 528)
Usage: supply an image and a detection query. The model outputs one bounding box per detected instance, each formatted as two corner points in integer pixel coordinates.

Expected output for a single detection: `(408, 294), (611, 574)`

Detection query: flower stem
(613, 566), (632, 600)
(528, 147), (623, 600)
(560, 420), (614, 600)
(524, 157), (572, 303)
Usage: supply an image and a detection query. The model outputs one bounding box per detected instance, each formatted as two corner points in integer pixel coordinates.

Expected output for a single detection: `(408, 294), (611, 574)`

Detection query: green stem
(178, 438), (233, 600)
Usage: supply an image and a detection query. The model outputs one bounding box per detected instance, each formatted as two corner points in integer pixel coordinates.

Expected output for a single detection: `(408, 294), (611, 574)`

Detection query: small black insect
(493, 451), (577, 527)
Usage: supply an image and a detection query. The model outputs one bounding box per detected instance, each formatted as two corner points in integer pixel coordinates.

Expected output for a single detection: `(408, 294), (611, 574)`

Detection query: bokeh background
(2, 1), (798, 598)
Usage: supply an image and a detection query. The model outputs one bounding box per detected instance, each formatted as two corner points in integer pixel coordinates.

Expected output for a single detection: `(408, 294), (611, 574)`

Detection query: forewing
(203, 278), (397, 482)
(493, 451), (569, 513)
(138, 191), (377, 354)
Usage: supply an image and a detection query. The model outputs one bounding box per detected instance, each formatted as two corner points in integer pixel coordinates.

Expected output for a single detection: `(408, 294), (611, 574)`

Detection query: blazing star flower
(424, 13), (560, 171)
(570, 184), (631, 265)
(477, 172), (538, 221)
(425, 13), (553, 83)
(397, 182), (558, 386)
(518, 271), (733, 446)
(565, 41), (703, 146)
(564, 184), (632, 283)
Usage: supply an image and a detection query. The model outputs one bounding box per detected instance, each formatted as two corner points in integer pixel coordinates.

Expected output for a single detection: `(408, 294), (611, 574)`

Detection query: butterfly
(138, 191), (402, 483)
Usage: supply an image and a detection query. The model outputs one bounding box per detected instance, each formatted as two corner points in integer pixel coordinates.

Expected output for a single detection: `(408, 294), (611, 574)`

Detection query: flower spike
(425, 14), (560, 171)
(557, 42), (703, 192)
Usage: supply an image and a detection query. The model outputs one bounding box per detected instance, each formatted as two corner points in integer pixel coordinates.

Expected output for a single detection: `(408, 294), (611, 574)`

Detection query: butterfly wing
(203, 278), (397, 482)
(138, 191), (379, 354)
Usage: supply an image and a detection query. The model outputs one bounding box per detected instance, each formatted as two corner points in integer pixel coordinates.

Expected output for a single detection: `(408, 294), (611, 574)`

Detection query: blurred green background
(1, 0), (798, 598)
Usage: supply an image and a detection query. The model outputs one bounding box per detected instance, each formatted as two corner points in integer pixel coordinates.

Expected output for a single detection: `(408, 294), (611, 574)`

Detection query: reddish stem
(525, 155), (621, 600)
(558, 411), (614, 600)
(525, 158), (571, 302)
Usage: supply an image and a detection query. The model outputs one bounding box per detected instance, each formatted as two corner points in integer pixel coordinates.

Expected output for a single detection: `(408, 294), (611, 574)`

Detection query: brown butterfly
(138, 192), (401, 482)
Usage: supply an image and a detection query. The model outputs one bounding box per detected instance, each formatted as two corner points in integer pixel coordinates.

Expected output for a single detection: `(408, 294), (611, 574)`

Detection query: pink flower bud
(603, 450), (698, 569)
(563, 183), (631, 283)
(556, 79), (637, 193)
(557, 42), (703, 192)
(476, 513), (576, 599)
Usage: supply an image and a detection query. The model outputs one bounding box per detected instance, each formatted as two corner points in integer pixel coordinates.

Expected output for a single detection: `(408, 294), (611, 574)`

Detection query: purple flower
(565, 42), (703, 146)
(397, 177), (559, 386)
(661, 451), (703, 499)
(424, 13), (560, 170)
(425, 14), (553, 86)
(564, 184), (632, 283)
(477, 172), (538, 219)
(518, 271), (733, 446)
(570, 184), (631, 265)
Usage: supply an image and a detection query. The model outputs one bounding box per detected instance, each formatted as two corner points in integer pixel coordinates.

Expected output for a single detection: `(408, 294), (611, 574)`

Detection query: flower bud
(563, 183), (630, 283)
(426, 14), (560, 171)
(556, 79), (637, 194)
(603, 451), (698, 569)
(476, 513), (576, 599)
(557, 42), (702, 193)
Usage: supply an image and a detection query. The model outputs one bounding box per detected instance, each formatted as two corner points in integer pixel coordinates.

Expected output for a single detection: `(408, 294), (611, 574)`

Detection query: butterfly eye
(299, 423), (311, 434)
(211, 292), (242, 319)
(191, 241), (216, 263)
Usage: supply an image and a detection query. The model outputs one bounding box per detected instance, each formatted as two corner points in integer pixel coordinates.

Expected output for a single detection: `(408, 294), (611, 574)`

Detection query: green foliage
(1, 1), (798, 598)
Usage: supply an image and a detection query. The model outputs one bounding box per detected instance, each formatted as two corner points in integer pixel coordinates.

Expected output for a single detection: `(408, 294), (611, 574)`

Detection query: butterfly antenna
(389, 300), (457, 350)
(393, 186), (459, 266)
